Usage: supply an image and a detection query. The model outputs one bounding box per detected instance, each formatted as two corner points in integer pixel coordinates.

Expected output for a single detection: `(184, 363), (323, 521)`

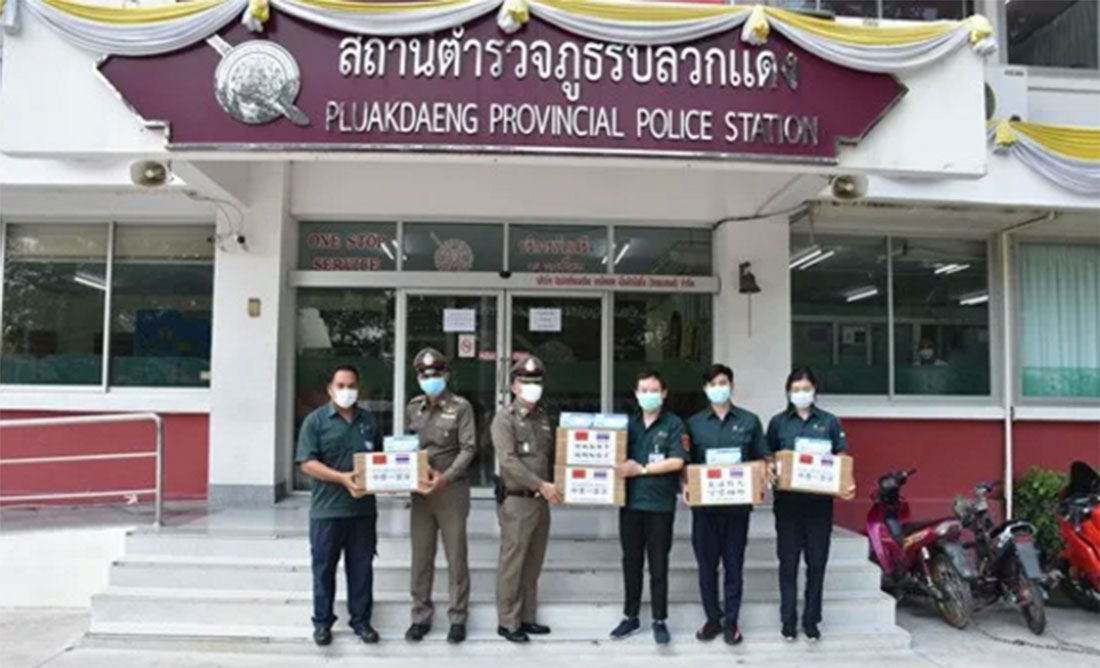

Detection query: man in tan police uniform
(405, 347), (476, 644)
(492, 354), (561, 643)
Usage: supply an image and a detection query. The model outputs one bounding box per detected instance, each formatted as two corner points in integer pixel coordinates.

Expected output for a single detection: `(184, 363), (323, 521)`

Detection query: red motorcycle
(1056, 461), (1100, 612)
(866, 469), (974, 628)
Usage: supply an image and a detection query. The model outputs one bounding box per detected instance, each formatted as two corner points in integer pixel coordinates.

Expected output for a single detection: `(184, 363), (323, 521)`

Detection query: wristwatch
(641, 465), (649, 476)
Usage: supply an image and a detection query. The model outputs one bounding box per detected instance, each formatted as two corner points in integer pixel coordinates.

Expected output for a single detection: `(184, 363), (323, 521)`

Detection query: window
(613, 293), (712, 416)
(1019, 243), (1099, 398)
(109, 226), (214, 387)
(612, 227), (712, 276)
(1, 224), (109, 384)
(509, 224), (609, 273)
(299, 222), (398, 271)
(295, 289), (396, 489)
(402, 223), (502, 272)
(791, 234), (889, 395)
(769, 0), (973, 20)
(818, 0), (879, 18)
(892, 238), (990, 396)
(1006, 1), (1099, 70)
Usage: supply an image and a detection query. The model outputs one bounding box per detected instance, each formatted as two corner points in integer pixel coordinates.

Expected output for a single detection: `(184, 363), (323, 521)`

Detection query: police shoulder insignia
(681, 433), (691, 452)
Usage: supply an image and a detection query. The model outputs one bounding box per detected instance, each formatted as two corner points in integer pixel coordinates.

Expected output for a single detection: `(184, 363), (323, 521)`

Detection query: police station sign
(100, 13), (905, 162)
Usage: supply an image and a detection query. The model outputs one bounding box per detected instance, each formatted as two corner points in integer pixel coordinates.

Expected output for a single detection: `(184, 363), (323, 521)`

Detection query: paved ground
(1, 602), (1096, 668)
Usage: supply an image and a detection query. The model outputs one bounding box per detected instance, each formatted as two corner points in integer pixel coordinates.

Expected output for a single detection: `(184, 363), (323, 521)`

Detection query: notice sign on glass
(443, 308), (476, 333)
(529, 308), (562, 332)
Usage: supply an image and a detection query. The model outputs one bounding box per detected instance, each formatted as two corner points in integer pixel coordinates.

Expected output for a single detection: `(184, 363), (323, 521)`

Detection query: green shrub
(1014, 467), (1068, 564)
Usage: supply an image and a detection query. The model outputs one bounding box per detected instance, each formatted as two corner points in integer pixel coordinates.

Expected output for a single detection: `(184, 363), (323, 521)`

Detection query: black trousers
(619, 508), (675, 621)
(310, 515), (377, 631)
(691, 508), (751, 627)
(774, 493), (833, 628)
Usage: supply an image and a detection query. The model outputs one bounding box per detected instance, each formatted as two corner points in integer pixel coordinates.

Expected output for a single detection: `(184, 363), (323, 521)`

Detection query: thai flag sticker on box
(565, 429), (619, 466)
(563, 466), (615, 504)
(366, 452), (416, 492)
(791, 452), (841, 494)
(700, 466), (755, 505)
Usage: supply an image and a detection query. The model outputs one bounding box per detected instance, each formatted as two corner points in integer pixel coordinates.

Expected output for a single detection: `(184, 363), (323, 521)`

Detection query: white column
(207, 163), (294, 506)
(713, 215), (792, 421)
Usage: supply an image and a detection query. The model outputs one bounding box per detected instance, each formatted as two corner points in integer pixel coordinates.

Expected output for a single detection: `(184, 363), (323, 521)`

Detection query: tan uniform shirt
(491, 402), (554, 492)
(406, 391), (476, 483)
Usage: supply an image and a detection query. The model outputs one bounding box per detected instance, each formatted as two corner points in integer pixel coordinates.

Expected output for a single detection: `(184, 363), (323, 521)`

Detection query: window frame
(0, 219), (216, 392)
(996, 0), (1100, 75)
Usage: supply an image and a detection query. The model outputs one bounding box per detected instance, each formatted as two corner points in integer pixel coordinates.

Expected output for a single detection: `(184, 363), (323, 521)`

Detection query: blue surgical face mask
(636, 391), (663, 413)
(419, 376), (446, 397)
(705, 384), (731, 405)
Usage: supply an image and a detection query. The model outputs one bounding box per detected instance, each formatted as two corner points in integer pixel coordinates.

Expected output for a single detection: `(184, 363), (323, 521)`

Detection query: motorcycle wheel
(930, 553), (973, 629)
(1059, 562), (1100, 613)
(1014, 572), (1046, 635)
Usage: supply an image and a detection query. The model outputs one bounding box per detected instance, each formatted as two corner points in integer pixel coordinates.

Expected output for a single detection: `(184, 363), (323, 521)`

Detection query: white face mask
(518, 383), (543, 404)
(789, 390), (815, 409)
(332, 387), (359, 409)
(919, 348), (935, 360)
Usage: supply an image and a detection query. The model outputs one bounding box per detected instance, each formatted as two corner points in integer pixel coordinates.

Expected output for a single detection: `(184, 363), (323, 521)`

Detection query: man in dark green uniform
(296, 364), (381, 647)
(405, 347), (476, 644)
(685, 363), (768, 645)
(610, 369), (688, 645)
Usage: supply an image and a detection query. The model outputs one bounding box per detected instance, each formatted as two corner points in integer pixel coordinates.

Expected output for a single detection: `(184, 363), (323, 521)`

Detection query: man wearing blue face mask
(610, 370), (688, 645)
(405, 347), (476, 644)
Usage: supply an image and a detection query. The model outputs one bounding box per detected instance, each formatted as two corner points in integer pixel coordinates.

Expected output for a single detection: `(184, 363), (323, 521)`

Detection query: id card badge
(794, 437), (832, 455)
(706, 448), (743, 465)
(648, 452), (666, 464)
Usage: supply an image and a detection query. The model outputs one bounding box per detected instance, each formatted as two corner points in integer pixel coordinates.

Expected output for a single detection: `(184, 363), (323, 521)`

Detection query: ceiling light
(934, 263), (970, 275)
(798, 249), (836, 270)
(959, 291), (989, 306)
(613, 241), (631, 265)
(789, 244), (823, 269)
(845, 286), (879, 302)
(73, 273), (106, 291)
(380, 243), (395, 261)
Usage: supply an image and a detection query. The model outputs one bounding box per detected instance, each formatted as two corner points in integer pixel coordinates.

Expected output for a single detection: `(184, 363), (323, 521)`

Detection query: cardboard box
(774, 450), (854, 497)
(555, 466), (626, 506)
(353, 450), (429, 494)
(685, 461), (768, 507)
(555, 427), (628, 467)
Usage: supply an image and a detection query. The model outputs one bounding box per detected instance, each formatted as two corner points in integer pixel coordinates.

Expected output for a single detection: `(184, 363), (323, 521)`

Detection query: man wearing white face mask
(296, 365), (381, 647)
(491, 355), (560, 643)
(405, 347), (476, 644)
(610, 370), (688, 645)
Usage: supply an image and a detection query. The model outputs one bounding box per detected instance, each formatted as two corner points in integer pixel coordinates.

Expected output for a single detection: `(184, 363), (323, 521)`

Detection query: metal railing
(0, 412), (165, 526)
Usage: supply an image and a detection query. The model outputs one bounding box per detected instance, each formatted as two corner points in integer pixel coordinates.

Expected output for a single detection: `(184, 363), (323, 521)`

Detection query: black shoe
(497, 626), (529, 643)
(405, 622), (430, 642)
(723, 625), (743, 646)
(354, 625), (380, 644)
(520, 622), (551, 635)
(610, 617), (640, 639)
(447, 624), (466, 644)
(313, 626), (332, 646)
(781, 624), (798, 642)
(653, 620), (671, 645)
(695, 619), (722, 641)
(803, 623), (821, 642)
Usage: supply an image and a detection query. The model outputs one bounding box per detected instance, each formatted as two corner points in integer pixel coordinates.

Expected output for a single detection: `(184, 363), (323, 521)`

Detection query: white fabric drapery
(271, 0), (500, 37)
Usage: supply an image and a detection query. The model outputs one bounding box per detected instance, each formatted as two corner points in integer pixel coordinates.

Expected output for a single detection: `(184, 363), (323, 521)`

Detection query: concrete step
(125, 528), (871, 563)
(109, 555), (881, 596)
(90, 587), (899, 638)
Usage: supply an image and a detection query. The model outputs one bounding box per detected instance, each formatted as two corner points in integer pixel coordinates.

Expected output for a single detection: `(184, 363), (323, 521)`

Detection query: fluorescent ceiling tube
(934, 263), (970, 275)
(789, 244), (822, 269)
(959, 291), (989, 306)
(613, 241), (631, 265)
(73, 272), (106, 291)
(797, 249), (836, 270)
(845, 285), (879, 302)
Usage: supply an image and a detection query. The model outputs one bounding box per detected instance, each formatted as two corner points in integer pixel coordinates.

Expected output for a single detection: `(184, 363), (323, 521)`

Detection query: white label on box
(564, 429), (620, 466)
(559, 412), (597, 428)
(563, 468), (616, 504)
(706, 448), (742, 465)
(790, 453), (842, 494)
(794, 437), (832, 455)
(442, 308), (476, 333)
(593, 413), (629, 430)
(699, 467), (756, 505)
(383, 435), (420, 453)
(529, 308), (562, 332)
(365, 453), (419, 491)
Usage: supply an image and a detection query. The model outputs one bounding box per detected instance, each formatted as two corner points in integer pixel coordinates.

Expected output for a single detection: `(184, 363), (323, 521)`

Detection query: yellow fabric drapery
(41, 0), (226, 24)
(1012, 121), (1100, 162)
(289, 0), (468, 14)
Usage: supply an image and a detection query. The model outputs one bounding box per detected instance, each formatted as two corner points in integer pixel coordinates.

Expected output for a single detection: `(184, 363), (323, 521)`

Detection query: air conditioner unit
(984, 65), (1029, 121)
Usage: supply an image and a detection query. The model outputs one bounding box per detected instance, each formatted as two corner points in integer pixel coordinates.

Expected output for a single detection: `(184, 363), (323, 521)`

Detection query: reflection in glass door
(404, 293), (502, 486)
(508, 294), (603, 424)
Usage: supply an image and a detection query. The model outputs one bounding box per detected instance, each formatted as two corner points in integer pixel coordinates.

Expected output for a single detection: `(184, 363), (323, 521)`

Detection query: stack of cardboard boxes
(554, 413), (629, 506)
(353, 435), (430, 494)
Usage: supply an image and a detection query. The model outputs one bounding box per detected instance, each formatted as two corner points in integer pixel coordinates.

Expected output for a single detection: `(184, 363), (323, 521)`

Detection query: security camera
(499, 270), (512, 279)
(130, 160), (170, 187)
(235, 234), (247, 247)
(829, 174), (868, 201)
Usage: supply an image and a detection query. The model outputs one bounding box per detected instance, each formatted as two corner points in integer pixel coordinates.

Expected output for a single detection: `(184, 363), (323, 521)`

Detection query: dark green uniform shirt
(686, 404), (768, 513)
(765, 404), (849, 502)
(295, 403), (381, 519)
(626, 410), (688, 513)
